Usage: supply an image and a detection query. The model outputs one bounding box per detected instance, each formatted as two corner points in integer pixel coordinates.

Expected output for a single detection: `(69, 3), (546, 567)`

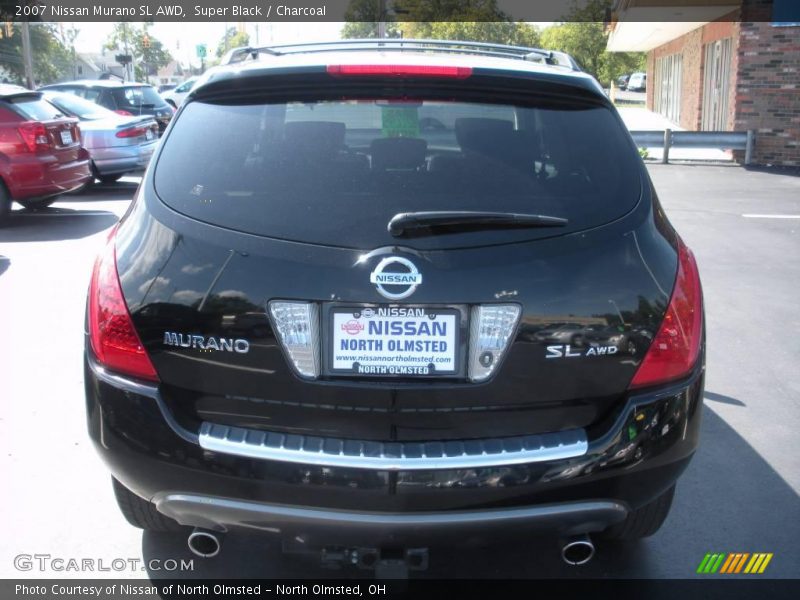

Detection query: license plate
(145, 129), (154, 140)
(330, 307), (458, 377)
(59, 130), (72, 145)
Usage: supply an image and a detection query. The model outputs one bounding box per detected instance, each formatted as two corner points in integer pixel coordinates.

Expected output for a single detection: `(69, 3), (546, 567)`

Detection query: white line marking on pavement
(12, 211), (112, 217)
(742, 214), (800, 219)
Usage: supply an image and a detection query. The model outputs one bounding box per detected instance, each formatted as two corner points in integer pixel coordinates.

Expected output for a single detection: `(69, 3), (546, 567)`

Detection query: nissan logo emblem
(369, 257), (422, 300)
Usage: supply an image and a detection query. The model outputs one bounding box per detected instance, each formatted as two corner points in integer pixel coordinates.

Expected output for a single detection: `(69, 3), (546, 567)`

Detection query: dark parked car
(42, 91), (159, 183)
(617, 74), (630, 90)
(84, 41), (704, 572)
(0, 85), (90, 219)
(39, 80), (173, 134)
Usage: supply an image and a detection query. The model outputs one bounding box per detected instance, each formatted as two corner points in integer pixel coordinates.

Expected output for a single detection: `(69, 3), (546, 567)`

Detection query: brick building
(607, 0), (800, 166)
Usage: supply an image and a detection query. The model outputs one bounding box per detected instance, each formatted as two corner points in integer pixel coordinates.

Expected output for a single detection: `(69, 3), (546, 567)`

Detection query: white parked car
(627, 72), (647, 92)
(160, 77), (198, 108)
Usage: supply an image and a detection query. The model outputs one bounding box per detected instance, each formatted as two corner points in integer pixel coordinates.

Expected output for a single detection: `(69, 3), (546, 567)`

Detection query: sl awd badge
(370, 256), (422, 300)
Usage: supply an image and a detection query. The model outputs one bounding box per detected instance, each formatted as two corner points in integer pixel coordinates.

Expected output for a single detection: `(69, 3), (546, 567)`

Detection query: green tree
(343, 0), (514, 40)
(105, 24), (172, 82)
(215, 27), (251, 58)
(540, 22), (607, 77)
(539, 0), (645, 86)
(0, 23), (73, 85)
(400, 0), (511, 39)
(341, 0), (400, 38)
(401, 0), (509, 25)
(419, 21), (540, 46)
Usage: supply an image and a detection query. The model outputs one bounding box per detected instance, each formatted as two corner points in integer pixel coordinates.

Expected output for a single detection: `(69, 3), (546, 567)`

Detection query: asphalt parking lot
(0, 165), (798, 579)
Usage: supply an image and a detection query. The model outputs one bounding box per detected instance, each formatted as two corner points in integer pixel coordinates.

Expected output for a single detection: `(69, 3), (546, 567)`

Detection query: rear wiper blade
(388, 211), (568, 237)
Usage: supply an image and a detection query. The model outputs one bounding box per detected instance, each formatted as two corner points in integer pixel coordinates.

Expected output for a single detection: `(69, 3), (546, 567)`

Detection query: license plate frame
(324, 304), (467, 379)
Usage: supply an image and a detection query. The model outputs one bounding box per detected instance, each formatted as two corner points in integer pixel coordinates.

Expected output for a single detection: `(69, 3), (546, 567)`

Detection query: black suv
(39, 80), (174, 134)
(85, 40), (704, 570)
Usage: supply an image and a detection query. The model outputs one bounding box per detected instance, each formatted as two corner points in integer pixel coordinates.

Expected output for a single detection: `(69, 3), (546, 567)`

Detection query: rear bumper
(154, 494), (628, 545)
(85, 351), (703, 542)
(7, 154), (91, 200)
(90, 142), (156, 176)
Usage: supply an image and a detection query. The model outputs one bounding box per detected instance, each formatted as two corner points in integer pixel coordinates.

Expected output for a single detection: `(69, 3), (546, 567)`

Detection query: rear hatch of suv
(114, 64), (678, 443)
(109, 85), (173, 133)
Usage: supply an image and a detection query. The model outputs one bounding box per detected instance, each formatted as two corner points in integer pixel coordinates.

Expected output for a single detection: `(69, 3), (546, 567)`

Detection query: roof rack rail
(222, 39), (581, 71)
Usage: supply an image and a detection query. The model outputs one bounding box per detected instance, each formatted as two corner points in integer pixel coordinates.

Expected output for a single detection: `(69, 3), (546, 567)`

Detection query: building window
(654, 53), (683, 125)
(701, 38), (733, 131)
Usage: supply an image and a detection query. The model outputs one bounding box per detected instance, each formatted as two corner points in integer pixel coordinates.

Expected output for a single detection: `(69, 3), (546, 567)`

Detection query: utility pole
(21, 21), (34, 88)
(377, 0), (387, 38)
(122, 23), (132, 81)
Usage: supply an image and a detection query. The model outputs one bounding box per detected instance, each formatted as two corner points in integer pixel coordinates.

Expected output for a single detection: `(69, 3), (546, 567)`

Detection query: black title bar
(1, 0), (798, 23)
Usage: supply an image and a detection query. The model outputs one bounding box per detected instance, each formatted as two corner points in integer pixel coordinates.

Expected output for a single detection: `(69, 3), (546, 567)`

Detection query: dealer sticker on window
(331, 307), (458, 377)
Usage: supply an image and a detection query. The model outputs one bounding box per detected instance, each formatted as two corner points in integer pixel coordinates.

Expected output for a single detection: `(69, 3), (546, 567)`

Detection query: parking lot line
(12, 211), (112, 217)
(741, 214), (800, 219)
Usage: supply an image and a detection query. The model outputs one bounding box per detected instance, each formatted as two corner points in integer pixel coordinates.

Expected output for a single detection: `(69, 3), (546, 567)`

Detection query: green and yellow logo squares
(696, 552), (773, 574)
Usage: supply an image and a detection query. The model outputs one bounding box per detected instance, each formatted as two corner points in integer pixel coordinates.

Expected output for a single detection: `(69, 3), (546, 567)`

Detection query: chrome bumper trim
(198, 421), (588, 471)
(87, 352), (588, 470)
(154, 492), (628, 536)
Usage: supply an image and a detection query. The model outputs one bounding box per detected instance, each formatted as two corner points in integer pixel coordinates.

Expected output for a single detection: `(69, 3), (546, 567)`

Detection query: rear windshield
(9, 95), (65, 121)
(44, 92), (113, 120)
(111, 86), (167, 109)
(155, 98), (641, 249)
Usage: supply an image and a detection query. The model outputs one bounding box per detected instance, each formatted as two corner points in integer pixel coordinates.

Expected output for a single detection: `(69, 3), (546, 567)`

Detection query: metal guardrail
(630, 129), (755, 165)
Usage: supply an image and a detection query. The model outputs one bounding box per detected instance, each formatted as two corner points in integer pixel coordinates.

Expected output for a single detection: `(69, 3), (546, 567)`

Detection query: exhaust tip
(561, 535), (595, 566)
(187, 529), (221, 558)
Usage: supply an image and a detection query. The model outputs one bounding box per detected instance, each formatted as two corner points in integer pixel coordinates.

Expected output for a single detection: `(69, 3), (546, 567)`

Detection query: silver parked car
(42, 91), (159, 183)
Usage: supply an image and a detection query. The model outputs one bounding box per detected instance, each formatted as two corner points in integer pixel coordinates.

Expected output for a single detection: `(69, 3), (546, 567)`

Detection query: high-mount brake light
(88, 229), (159, 382)
(327, 64), (473, 79)
(629, 239), (703, 389)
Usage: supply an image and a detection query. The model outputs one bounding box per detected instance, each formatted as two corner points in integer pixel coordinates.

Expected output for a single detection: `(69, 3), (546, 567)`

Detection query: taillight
(88, 231), (159, 382)
(17, 122), (50, 152)
(629, 239), (703, 389)
(327, 64), (473, 79)
(116, 126), (147, 138)
(467, 304), (521, 382)
(268, 301), (320, 379)
(114, 110), (133, 116)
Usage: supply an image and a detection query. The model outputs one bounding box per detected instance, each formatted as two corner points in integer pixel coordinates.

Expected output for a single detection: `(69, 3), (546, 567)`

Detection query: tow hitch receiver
(319, 547), (429, 577)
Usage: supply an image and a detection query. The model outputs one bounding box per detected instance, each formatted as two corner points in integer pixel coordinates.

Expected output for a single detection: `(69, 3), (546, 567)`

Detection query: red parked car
(0, 85), (91, 221)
